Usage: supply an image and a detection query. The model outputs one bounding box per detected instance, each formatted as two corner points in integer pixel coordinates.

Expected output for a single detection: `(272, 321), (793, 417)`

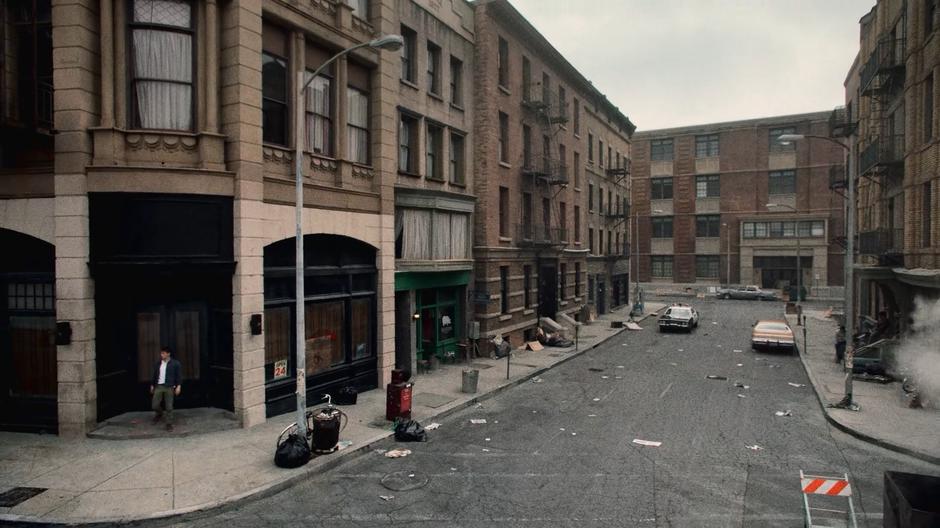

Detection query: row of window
(587, 228), (629, 256)
(587, 183), (629, 216)
(400, 25), (464, 107)
(648, 128), (797, 162)
(398, 113), (465, 183)
(650, 216), (724, 238)
(499, 264), (582, 314)
(262, 23), (372, 163)
(498, 188), (582, 243)
(649, 256), (720, 279)
(649, 171), (796, 200)
(742, 221), (825, 239)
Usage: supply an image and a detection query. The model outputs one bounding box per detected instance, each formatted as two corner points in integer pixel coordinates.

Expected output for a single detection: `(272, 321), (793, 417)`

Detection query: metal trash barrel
(884, 471), (940, 528)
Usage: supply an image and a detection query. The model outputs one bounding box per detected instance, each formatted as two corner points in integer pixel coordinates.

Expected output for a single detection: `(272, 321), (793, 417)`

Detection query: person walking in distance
(834, 325), (846, 364)
(151, 346), (182, 431)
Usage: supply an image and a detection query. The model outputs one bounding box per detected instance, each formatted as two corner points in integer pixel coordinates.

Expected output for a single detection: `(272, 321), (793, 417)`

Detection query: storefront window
(351, 298), (372, 360)
(304, 301), (345, 375)
(264, 306), (291, 381)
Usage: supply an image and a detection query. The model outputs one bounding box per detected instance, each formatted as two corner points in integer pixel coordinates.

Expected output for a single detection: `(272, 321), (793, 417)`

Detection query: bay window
(130, 0), (194, 130)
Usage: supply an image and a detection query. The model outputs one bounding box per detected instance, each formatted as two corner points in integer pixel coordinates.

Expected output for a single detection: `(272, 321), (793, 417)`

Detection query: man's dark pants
(152, 385), (175, 424)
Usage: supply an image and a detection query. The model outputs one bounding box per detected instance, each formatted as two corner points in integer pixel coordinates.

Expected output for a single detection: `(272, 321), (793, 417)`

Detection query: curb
(1, 310), (660, 526)
(787, 315), (940, 467)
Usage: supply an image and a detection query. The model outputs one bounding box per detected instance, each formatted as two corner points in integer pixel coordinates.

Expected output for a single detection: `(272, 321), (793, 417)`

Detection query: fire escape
(518, 78), (569, 248)
(603, 160), (631, 257)
(857, 30), (906, 266)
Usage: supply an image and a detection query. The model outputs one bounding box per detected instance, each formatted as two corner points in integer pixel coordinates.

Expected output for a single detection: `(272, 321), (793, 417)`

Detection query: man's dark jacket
(151, 358), (182, 387)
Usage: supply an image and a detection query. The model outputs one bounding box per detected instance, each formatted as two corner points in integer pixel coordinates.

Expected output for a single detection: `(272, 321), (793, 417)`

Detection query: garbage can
(884, 471), (940, 528)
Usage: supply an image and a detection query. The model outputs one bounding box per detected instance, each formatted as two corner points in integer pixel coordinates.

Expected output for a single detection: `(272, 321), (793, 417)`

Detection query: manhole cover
(381, 470), (429, 491)
(0, 487), (46, 507)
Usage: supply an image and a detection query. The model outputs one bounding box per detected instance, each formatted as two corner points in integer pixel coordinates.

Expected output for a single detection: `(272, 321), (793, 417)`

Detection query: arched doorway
(263, 234), (378, 417)
(0, 228), (56, 432)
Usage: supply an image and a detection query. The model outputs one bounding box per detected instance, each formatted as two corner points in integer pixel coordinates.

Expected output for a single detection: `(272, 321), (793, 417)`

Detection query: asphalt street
(154, 298), (938, 528)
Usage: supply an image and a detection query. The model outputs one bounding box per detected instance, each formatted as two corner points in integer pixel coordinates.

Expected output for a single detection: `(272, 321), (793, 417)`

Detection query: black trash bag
(334, 386), (358, 405)
(275, 432), (311, 468)
(394, 419), (427, 442)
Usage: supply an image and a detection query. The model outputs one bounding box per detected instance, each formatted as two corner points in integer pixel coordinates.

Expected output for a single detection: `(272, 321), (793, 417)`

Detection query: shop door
(135, 302), (209, 408)
(538, 265), (558, 317)
(597, 278), (607, 314)
(416, 288), (460, 361)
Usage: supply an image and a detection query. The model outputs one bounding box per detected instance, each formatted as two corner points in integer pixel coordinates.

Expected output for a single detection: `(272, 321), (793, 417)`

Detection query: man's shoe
(166, 424), (174, 432)
(151, 415), (161, 425)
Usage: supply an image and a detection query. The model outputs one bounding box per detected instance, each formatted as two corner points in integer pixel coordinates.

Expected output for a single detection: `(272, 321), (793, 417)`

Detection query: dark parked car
(716, 285), (777, 301)
(658, 304), (699, 333)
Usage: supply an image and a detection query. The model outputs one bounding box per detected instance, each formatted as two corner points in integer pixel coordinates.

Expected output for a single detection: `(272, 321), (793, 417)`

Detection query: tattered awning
(893, 268), (940, 289)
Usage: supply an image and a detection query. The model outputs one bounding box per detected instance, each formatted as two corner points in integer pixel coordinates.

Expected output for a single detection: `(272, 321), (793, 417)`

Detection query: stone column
(205, 0), (219, 133)
(99, 0), (114, 128)
(221, 0), (266, 428)
(113, 0), (127, 128)
(372, 0), (398, 387)
(52, 0), (99, 437)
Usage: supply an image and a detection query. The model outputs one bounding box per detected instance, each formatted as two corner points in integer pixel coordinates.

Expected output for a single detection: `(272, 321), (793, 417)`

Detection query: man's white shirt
(158, 359), (168, 385)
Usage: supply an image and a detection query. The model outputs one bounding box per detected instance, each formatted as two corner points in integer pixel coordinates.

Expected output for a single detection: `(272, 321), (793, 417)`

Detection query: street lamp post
(765, 202), (801, 312)
(777, 133), (857, 409)
(632, 208), (663, 317)
(722, 222), (730, 286)
(292, 35), (403, 439)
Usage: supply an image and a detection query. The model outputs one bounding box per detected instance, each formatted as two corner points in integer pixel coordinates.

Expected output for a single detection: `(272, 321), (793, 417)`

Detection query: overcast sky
(509, 0), (876, 132)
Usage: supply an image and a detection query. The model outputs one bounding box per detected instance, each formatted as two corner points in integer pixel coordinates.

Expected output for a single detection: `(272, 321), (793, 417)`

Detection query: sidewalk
(787, 309), (940, 465)
(0, 303), (666, 524)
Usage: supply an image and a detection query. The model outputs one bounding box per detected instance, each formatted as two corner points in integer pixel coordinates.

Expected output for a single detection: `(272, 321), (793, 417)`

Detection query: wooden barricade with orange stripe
(800, 470), (858, 528)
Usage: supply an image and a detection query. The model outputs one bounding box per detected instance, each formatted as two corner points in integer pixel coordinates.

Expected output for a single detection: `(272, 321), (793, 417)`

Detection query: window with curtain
(346, 0), (368, 19)
(130, 0), (194, 130)
(427, 123), (443, 179)
(399, 113), (417, 173)
(305, 74), (332, 155)
(396, 209), (468, 260)
(450, 133), (465, 184)
(347, 87), (369, 164)
(401, 25), (416, 83)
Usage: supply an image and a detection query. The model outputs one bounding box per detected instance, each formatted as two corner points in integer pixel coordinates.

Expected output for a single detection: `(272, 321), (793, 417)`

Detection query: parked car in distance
(716, 285), (777, 301)
(658, 304), (699, 333)
(751, 320), (795, 352)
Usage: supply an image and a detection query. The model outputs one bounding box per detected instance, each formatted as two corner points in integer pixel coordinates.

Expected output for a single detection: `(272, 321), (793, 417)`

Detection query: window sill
(426, 176), (446, 183)
(573, 187), (581, 192)
(498, 85), (511, 96)
(398, 170), (421, 178)
(523, 309), (534, 315)
(560, 301), (569, 307)
(499, 161), (512, 169)
(449, 180), (467, 188)
(499, 314), (513, 321)
(574, 133), (581, 139)
(450, 102), (465, 112)
(499, 236), (512, 243)
(428, 91), (445, 102)
(574, 241), (581, 246)
(400, 78), (420, 91)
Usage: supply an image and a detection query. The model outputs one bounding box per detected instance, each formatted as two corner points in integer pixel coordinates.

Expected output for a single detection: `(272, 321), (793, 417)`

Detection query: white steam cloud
(895, 297), (940, 406)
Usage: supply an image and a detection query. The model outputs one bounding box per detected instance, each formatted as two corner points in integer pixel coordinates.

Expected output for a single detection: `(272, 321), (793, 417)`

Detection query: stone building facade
(849, 0), (940, 329)
(0, 0), (401, 436)
(632, 112), (846, 291)
(470, 0), (633, 346)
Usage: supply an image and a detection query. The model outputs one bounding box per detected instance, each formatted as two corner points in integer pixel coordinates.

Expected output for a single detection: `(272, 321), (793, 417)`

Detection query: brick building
(849, 0), (940, 329)
(392, 1), (476, 372)
(470, 0), (633, 345)
(0, 0), (402, 435)
(631, 112), (846, 292)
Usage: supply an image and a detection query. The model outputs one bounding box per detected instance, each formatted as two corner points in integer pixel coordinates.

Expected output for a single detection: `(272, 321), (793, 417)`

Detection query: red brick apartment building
(631, 112), (846, 291)
(471, 0), (634, 344)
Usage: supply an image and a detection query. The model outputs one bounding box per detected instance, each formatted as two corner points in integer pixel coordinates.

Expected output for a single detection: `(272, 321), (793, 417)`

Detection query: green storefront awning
(395, 270), (471, 291)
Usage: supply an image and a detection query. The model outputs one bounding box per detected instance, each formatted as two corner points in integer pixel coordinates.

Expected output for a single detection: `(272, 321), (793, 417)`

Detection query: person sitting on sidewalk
(150, 346), (182, 431)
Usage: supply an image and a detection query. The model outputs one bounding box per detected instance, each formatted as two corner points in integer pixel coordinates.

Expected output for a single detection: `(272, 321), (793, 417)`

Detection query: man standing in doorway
(150, 346), (182, 431)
